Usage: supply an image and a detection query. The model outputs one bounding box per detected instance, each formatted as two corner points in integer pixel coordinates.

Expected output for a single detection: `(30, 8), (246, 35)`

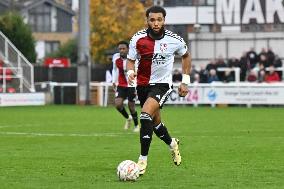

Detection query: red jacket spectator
(265, 72), (280, 83)
(265, 66), (280, 83)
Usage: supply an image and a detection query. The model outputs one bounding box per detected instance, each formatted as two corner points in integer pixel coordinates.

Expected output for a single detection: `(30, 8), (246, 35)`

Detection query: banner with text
(0, 93), (45, 106)
(166, 84), (284, 105)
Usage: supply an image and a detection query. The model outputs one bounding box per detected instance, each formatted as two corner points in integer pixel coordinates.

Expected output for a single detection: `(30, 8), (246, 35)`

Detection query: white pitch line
(0, 126), (11, 128)
(0, 131), (255, 138)
(0, 123), (111, 129)
(1, 131), (282, 139)
(0, 124), (37, 129)
(0, 131), (135, 137)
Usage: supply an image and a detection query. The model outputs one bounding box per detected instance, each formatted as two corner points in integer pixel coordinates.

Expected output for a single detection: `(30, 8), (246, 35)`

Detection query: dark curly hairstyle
(117, 41), (129, 48)
(146, 6), (166, 18)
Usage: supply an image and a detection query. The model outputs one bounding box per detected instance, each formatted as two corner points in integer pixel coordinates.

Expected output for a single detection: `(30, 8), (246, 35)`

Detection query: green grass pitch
(0, 105), (283, 188)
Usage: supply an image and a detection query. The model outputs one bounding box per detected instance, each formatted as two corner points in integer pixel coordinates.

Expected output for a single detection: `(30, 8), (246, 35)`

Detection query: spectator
(190, 65), (199, 83)
(274, 55), (283, 79)
(206, 59), (217, 72)
(224, 70), (235, 83)
(258, 48), (270, 68)
(199, 65), (208, 83)
(255, 62), (266, 83)
(172, 69), (182, 82)
(239, 52), (249, 81)
(227, 57), (240, 82)
(207, 69), (219, 83)
(266, 48), (275, 66)
(258, 69), (266, 83)
(216, 55), (227, 81)
(265, 65), (280, 83)
(247, 48), (258, 69)
(247, 70), (258, 82)
(274, 55), (283, 68)
(228, 57), (239, 68)
(193, 73), (200, 83)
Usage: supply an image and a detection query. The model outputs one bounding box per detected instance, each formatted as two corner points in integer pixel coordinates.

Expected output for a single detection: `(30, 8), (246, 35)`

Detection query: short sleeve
(127, 38), (137, 60)
(176, 40), (188, 56)
(112, 54), (118, 83)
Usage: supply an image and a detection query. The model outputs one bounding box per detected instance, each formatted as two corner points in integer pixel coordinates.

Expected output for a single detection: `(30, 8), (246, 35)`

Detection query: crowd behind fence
(173, 47), (283, 84)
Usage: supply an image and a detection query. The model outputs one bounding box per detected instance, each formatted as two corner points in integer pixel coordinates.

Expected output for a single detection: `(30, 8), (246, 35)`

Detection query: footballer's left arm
(178, 52), (191, 97)
(181, 52), (191, 75)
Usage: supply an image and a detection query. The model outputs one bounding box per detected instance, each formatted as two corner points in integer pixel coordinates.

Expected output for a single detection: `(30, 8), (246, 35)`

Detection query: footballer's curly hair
(117, 41), (129, 48)
(146, 6), (166, 18)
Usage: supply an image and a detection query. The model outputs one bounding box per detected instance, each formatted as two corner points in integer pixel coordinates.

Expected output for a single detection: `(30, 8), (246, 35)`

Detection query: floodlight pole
(77, 0), (91, 105)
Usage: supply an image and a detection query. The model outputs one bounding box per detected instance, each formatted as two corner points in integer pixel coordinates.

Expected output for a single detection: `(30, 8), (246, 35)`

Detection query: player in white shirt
(112, 41), (139, 132)
(127, 6), (191, 175)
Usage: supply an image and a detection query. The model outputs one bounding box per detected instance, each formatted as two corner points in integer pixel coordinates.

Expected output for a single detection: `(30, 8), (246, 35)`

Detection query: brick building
(0, 0), (76, 62)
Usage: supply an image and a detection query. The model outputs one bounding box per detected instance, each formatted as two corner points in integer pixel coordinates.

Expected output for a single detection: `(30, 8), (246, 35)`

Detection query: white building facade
(157, 0), (284, 66)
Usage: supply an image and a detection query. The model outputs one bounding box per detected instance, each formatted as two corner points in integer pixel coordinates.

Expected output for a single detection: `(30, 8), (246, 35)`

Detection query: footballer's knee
(141, 98), (159, 116)
(115, 98), (124, 110)
(128, 101), (136, 113)
(115, 102), (124, 110)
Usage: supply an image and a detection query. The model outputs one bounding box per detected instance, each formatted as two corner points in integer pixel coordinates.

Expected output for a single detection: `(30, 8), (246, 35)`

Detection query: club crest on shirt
(160, 43), (167, 52)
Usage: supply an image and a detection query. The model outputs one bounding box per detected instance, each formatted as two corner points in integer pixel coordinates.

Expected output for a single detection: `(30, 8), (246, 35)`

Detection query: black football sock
(117, 107), (129, 119)
(131, 111), (139, 126)
(154, 122), (172, 145)
(140, 112), (154, 156)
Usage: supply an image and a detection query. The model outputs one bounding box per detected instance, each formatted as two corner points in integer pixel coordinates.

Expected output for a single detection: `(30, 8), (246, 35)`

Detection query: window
(176, 0), (193, 6)
(45, 41), (60, 55)
(163, 0), (176, 6)
(163, 0), (215, 6)
(199, 25), (210, 32)
(164, 0), (193, 6)
(206, 0), (215, 5)
(241, 24), (284, 32)
(153, 0), (164, 6)
(29, 3), (52, 32)
(65, 0), (72, 8)
(194, 0), (205, 5)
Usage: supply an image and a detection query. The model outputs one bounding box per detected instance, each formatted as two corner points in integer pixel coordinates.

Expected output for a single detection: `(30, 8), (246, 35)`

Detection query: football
(117, 160), (140, 181)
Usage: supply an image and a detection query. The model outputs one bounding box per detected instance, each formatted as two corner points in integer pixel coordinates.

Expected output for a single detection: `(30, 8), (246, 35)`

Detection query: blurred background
(0, 0), (283, 106)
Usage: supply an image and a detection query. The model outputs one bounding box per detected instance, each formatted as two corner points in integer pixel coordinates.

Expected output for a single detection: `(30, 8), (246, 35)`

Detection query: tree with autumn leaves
(90, 0), (151, 64)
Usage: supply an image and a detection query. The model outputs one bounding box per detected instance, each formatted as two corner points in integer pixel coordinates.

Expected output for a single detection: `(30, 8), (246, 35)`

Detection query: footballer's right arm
(112, 55), (118, 91)
(127, 59), (136, 85)
(127, 36), (137, 86)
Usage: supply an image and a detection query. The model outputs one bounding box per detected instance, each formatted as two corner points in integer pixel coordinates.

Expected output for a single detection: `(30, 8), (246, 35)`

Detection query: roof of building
(9, 0), (75, 15)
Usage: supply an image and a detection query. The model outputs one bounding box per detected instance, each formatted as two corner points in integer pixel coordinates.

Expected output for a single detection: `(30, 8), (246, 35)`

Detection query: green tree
(46, 39), (78, 64)
(90, 0), (147, 64)
(0, 12), (36, 63)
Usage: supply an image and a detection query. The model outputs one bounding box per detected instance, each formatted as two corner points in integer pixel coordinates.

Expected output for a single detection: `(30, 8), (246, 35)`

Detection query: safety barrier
(35, 81), (284, 107)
